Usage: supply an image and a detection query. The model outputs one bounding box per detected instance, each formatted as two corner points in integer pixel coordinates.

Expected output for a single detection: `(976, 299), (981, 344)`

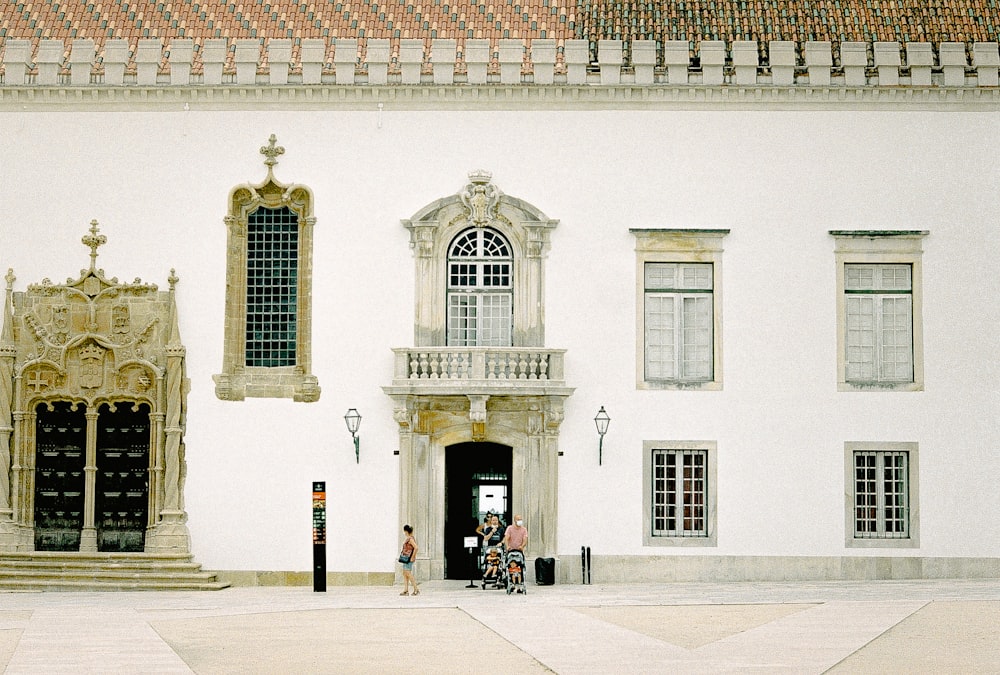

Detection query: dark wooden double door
(34, 401), (150, 552)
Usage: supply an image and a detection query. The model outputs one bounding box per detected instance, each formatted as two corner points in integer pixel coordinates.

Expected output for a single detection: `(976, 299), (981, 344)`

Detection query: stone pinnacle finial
(260, 134), (285, 168)
(81, 219), (106, 271)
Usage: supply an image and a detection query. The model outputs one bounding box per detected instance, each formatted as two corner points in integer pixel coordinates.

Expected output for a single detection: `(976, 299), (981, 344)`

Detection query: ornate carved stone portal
(0, 222), (191, 553)
(385, 172), (572, 580)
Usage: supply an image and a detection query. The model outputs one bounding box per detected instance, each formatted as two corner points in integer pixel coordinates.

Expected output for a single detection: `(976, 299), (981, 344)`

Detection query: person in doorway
(480, 513), (504, 550)
(501, 514), (528, 553)
(399, 524), (419, 596)
(475, 513), (492, 545)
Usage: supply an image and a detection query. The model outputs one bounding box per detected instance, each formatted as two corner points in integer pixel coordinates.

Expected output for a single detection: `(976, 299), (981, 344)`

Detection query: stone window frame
(213, 136), (320, 402)
(831, 231), (928, 393)
(844, 441), (920, 549)
(403, 171), (558, 349)
(630, 229), (729, 391)
(642, 440), (719, 547)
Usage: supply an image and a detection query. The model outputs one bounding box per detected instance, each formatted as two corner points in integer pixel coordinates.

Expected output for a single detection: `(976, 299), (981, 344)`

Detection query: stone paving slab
(6, 606), (194, 674)
(152, 607), (549, 675)
(693, 600), (929, 674)
(0, 580), (998, 674)
(828, 599), (1000, 673)
(573, 604), (816, 649)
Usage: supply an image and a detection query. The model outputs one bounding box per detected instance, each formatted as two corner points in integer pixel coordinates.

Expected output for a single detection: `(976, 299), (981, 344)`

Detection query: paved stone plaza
(1, 579), (998, 673)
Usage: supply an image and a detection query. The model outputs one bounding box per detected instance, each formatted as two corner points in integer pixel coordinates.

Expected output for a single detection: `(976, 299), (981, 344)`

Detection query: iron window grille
(854, 450), (910, 539)
(652, 448), (708, 537)
(245, 205), (298, 367)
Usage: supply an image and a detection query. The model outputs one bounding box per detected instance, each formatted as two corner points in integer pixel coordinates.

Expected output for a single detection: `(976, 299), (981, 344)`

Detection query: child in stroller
(504, 548), (526, 595)
(481, 546), (503, 589)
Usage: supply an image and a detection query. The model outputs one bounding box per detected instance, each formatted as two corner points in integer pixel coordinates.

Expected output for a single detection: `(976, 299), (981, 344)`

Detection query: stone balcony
(384, 347), (570, 397)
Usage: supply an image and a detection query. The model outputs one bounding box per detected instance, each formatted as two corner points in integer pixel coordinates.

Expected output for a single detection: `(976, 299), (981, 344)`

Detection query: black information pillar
(312, 481), (326, 592)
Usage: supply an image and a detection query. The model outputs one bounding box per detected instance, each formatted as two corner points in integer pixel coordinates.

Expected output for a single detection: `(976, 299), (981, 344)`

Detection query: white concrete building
(0, 31), (999, 586)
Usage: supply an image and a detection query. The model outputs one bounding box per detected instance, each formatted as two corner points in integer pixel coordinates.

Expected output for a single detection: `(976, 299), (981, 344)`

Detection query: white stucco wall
(1, 106), (997, 574)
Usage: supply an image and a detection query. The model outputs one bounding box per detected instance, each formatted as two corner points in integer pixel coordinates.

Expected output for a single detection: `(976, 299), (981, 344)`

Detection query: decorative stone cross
(81, 219), (106, 271)
(26, 371), (47, 393)
(260, 134), (285, 167)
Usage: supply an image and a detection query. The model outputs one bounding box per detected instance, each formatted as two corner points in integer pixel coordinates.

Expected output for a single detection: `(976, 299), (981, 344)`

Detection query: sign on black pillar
(312, 481), (326, 592)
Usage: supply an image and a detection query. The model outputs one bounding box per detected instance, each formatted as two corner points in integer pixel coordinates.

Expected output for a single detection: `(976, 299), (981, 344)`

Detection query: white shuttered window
(845, 264), (913, 383)
(645, 263), (713, 381)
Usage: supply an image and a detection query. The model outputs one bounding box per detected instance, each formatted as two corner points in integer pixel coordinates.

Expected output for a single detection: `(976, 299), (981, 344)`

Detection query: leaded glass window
(845, 264), (913, 383)
(652, 449), (707, 537)
(245, 206), (298, 367)
(447, 228), (513, 346)
(854, 450), (909, 539)
(644, 263), (713, 382)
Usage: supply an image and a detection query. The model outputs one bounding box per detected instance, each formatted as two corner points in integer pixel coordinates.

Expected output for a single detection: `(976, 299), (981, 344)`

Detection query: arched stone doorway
(444, 441), (511, 578)
(0, 222), (191, 555)
(385, 393), (569, 580)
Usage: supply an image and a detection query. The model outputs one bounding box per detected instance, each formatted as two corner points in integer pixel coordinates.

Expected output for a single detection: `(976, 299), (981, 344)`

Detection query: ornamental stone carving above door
(0, 221), (192, 554)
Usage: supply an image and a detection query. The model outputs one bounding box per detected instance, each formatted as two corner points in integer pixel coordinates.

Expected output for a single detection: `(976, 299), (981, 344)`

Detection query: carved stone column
(13, 409), (34, 545)
(0, 349), (14, 524)
(147, 345), (190, 552)
(79, 408), (99, 552)
(0, 272), (18, 548)
(148, 410), (165, 528)
(527, 397), (564, 559)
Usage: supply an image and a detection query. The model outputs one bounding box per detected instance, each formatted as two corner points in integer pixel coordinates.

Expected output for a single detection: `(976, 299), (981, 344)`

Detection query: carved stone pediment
(9, 223), (174, 409)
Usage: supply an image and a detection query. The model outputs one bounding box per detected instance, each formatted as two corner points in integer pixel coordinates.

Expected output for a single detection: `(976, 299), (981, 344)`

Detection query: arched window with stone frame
(213, 135), (320, 402)
(403, 170), (557, 350)
(446, 226), (514, 347)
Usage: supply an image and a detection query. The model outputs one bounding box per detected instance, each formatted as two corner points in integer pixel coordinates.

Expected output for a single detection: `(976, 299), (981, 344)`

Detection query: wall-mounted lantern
(594, 406), (610, 465)
(344, 408), (362, 463)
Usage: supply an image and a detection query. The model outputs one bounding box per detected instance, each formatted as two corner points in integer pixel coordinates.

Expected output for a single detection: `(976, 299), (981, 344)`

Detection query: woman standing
(399, 524), (419, 596)
(480, 513), (504, 550)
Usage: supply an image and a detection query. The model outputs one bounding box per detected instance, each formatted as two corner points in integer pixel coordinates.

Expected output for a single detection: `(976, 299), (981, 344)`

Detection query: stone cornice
(1, 83), (998, 112)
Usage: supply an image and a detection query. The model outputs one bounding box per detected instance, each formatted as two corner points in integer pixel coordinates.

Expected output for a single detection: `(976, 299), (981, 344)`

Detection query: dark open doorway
(444, 442), (512, 579)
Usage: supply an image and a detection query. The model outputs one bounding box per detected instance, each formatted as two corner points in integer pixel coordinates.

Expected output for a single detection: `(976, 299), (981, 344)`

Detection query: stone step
(0, 553), (229, 591)
(1, 559), (206, 571)
(0, 578), (231, 591)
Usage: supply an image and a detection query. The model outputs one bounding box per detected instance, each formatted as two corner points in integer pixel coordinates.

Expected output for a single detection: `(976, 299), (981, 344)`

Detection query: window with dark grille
(854, 450), (909, 539)
(245, 206), (298, 367)
(652, 449), (707, 537)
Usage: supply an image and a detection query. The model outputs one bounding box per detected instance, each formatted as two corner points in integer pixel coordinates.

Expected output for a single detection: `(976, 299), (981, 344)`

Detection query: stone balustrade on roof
(1, 36), (998, 89)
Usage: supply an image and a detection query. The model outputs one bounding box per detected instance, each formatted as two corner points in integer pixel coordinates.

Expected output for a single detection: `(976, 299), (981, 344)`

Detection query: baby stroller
(504, 548), (527, 595)
(481, 545), (503, 590)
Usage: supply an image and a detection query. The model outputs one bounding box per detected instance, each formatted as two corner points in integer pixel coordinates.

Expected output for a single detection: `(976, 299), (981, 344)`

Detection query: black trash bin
(534, 557), (555, 585)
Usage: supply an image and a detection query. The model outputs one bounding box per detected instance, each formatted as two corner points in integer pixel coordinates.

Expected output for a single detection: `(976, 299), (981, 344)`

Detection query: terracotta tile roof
(0, 1), (998, 67)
